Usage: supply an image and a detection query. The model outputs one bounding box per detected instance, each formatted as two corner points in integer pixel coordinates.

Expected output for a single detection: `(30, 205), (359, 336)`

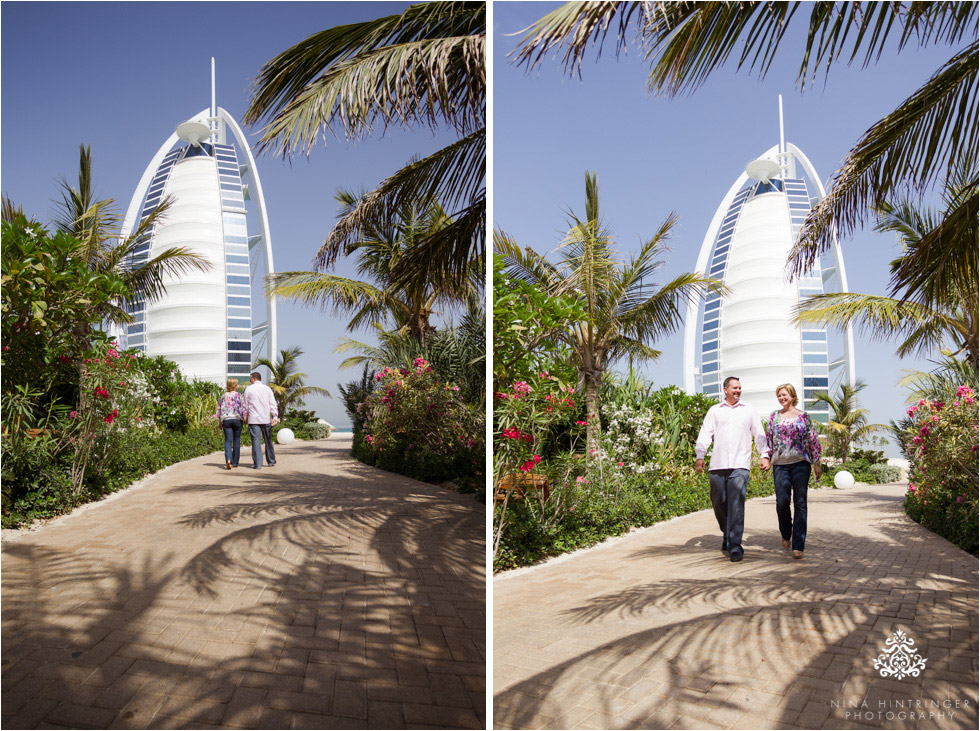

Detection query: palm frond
(266, 271), (386, 312)
(244, 2), (485, 157)
(511, 1), (646, 77)
(790, 41), (979, 275)
(314, 129), (486, 273)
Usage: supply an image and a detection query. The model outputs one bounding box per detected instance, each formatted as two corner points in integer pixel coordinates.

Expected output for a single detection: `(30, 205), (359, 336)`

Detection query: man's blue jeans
(221, 419), (242, 466)
(773, 461), (810, 551)
(248, 423), (276, 468)
(709, 468), (749, 558)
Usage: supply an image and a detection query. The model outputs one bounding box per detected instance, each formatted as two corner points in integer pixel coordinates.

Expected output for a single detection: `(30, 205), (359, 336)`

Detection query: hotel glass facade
(683, 143), (855, 421)
(120, 107), (277, 384)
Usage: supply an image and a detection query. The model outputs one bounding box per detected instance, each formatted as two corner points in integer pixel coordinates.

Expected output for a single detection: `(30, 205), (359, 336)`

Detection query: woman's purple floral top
(765, 410), (822, 466)
(216, 391), (247, 422)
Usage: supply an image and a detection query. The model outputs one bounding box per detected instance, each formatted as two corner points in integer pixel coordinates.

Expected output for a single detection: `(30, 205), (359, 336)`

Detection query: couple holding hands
(694, 376), (822, 562)
(215, 371), (280, 470)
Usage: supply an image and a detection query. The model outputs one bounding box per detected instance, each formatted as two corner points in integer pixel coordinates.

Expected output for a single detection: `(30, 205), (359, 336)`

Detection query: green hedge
(495, 466), (783, 571)
(2, 427), (222, 529)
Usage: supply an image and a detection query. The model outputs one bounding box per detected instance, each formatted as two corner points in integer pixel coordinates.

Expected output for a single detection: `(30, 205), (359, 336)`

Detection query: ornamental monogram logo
(873, 629), (927, 680)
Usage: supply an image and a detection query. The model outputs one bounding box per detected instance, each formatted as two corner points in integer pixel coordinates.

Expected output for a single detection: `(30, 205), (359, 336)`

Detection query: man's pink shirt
(694, 399), (770, 471)
(243, 381), (278, 425)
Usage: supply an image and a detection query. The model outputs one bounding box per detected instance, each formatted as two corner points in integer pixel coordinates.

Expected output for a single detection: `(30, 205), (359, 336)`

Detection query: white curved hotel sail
(119, 60), (277, 384)
(683, 98), (855, 422)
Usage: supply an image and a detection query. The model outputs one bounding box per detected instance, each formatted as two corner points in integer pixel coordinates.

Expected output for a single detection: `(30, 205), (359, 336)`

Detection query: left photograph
(1, 2), (486, 729)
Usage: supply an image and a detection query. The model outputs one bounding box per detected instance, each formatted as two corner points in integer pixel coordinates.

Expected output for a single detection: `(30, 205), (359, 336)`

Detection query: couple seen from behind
(695, 376), (822, 562)
(216, 371), (279, 470)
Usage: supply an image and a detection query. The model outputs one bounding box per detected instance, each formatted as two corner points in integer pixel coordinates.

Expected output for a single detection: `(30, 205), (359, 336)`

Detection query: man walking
(695, 376), (770, 562)
(243, 371), (278, 469)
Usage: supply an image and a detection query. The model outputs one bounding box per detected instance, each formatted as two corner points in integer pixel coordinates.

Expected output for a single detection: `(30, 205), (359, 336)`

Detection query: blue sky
(1, 1), (463, 428)
(493, 2), (969, 456)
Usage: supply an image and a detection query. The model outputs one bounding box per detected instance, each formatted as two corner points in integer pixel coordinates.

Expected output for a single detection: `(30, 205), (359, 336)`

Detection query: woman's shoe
(782, 539), (791, 550)
(793, 550), (804, 559)
(225, 460), (232, 470)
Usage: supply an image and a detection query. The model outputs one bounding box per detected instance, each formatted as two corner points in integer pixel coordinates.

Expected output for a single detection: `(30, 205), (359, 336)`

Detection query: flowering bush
(492, 371), (586, 558)
(899, 387), (978, 555)
(70, 342), (139, 492)
(493, 371), (581, 484)
(354, 358), (484, 483)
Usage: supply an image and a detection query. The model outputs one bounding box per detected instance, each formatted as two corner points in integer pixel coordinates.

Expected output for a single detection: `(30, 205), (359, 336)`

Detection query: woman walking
(766, 383), (822, 559)
(216, 378), (247, 470)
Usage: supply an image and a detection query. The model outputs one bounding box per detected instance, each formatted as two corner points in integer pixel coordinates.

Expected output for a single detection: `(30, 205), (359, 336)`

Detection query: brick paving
(493, 484), (978, 730)
(2, 436), (485, 729)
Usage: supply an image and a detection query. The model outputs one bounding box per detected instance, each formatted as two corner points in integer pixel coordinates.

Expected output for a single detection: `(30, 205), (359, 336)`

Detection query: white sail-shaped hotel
(683, 98), (855, 422)
(119, 60), (277, 384)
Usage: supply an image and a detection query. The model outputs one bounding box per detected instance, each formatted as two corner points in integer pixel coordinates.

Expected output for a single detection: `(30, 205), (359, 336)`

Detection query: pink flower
(576, 476), (586, 483)
(69, 411), (77, 419)
(575, 420), (588, 426)
(512, 381), (532, 395)
(618, 462), (624, 467)
(533, 455), (541, 464)
(906, 406), (918, 416)
(932, 415), (940, 423)
(912, 436), (922, 445)
(956, 495), (965, 504)
(919, 399), (927, 406)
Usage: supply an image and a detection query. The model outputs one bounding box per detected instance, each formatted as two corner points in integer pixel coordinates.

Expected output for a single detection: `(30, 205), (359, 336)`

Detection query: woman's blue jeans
(774, 461), (811, 551)
(222, 419), (242, 466)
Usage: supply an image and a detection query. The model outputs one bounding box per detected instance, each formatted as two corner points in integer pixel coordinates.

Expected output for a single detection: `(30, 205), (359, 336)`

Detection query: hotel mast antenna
(118, 59), (278, 384)
(682, 95), (855, 420)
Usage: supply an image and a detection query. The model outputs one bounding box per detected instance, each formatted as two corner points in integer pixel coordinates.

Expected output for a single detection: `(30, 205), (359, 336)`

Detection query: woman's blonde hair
(775, 383), (798, 406)
(226, 378), (239, 392)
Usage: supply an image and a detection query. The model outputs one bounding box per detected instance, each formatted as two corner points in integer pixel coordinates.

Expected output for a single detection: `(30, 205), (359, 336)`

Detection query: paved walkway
(2, 436), (485, 729)
(494, 484), (978, 730)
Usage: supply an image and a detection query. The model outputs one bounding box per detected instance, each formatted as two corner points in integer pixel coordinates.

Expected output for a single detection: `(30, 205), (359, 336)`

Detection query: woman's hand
(813, 464), (822, 481)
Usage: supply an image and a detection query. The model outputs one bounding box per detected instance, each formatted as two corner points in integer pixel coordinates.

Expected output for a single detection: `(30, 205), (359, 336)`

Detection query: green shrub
(868, 463), (902, 483)
(494, 458), (783, 571)
(358, 359), (484, 483)
(306, 421), (332, 440)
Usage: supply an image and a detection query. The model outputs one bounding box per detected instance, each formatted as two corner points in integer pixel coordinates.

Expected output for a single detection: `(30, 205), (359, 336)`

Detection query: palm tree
(513, 2), (978, 289)
(266, 188), (480, 343)
(54, 145), (211, 331)
(811, 381), (886, 459)
(244, 2), (485, 289)
(336, 298), (486, 405)
(497, 171), (725, 455)
(794, 169), (978, 367)
(252, 346), (331, 418)
(897, 351), (980, 405)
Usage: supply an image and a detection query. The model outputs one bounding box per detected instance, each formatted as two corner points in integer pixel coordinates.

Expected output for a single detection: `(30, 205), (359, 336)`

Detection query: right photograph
(492, 3), (979, 731)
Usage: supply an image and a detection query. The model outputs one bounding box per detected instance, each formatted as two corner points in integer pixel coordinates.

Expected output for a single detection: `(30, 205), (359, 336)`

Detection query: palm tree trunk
(585, 370), (601, 461)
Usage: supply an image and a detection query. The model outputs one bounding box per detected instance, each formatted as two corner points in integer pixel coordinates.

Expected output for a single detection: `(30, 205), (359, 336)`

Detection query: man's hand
(760, 457), (771, 471)
(695, 458), (705, 474)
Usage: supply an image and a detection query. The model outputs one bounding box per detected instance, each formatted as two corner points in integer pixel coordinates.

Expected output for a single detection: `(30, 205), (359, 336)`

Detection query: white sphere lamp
(277, 428), (295, 445)
(834, 470), (855, 489)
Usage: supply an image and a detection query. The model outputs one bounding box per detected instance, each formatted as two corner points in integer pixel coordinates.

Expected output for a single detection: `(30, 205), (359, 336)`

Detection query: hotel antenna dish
(175, 121), (211, 146)
(744, 157), (781, 182)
